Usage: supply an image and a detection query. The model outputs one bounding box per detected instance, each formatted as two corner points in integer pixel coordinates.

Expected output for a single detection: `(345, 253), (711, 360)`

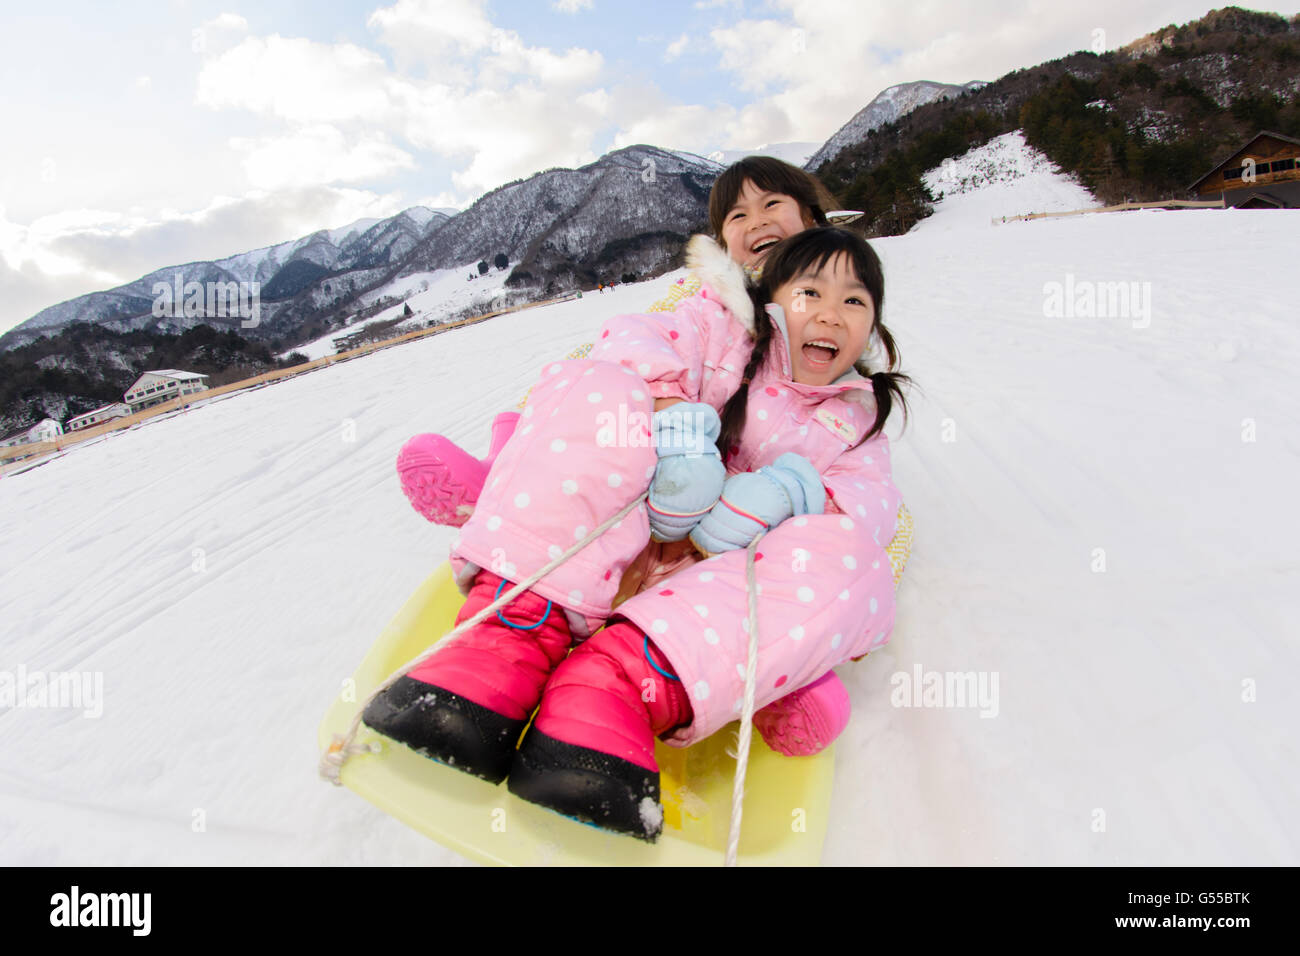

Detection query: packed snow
(282, 262), (520, 361)
(326, 216), (383, 246)
(918, 131), (1102, 230)
(1, 135), (1297, 866)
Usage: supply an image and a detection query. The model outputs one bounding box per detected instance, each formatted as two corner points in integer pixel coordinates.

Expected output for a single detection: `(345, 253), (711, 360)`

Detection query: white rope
(320, 486), (768, 871)
(318, 490), (649, 785)
(724, 533), (765, 867)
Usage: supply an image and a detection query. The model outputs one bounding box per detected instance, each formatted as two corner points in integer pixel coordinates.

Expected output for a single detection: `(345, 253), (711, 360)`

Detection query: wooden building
(1189, 131), (1300, 208)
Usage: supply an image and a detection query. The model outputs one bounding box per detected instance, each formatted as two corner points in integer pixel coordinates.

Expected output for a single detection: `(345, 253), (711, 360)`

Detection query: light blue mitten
(646, 403), (726, 542)
(689, 452), (826, 554)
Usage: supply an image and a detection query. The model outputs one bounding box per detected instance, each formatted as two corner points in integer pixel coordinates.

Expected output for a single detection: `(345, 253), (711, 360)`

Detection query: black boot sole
(508, 729), (663, 842)
(361, 676), (524, 785)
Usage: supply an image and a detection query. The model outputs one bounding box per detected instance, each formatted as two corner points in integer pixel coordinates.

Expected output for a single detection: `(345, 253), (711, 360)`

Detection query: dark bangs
(708, 156), (839, 242)
(757, 227), (885, 327)
(718, 226), (910, 449)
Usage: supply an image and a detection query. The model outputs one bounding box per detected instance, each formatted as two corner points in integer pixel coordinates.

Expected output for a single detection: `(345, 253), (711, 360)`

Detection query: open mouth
(801, 339), (839, 367)
(749, 237), (780, 256)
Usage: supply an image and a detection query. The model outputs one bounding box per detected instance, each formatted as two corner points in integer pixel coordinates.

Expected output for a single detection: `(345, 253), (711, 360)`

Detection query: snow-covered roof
(69, 402), (129, 422)
(2, 419), (61, 444)
(145, 369), (208, 380)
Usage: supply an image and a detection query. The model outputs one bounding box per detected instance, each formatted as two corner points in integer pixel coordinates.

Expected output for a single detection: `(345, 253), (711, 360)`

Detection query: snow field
(1, 134), (1297, 865)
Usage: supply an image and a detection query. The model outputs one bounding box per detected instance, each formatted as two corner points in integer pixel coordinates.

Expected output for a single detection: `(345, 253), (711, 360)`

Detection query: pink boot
(396, 411), (520, 526)
(362, 569), (571, 783)
(508, 622), (693, 841)
(752, 670), (852, 757)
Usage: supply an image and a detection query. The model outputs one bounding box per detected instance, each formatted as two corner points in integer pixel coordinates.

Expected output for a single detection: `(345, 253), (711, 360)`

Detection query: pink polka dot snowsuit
(451, 235), (902, 746)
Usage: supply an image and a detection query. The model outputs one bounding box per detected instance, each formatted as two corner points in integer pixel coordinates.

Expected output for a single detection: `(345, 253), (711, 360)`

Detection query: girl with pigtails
(366, 160), (911, 840)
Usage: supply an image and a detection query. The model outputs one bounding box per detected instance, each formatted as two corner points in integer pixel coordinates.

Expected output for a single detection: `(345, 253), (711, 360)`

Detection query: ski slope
(918, 130), (1102, 230)
(284, 262), (520, 361)
(2, 142), (1298, 866)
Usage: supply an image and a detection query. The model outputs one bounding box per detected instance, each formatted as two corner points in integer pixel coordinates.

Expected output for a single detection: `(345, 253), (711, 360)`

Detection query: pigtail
(716, 288), (774, 457)
(854, 322), (911, 442)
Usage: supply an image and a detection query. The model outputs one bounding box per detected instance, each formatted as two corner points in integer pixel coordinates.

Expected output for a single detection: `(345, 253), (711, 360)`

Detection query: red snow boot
(507, 622), (693, 841)
(362, 569), (571, 783)
(396, 411), (519, 526)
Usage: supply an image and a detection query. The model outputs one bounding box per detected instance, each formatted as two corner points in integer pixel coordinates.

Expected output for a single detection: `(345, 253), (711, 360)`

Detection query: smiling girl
(364, 226), (912, 840)
(397, 156), (842, 527)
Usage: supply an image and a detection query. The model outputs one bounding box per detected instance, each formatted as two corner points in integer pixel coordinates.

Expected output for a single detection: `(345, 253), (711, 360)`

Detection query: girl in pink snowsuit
(395, 159), (901, 763)
(364, 223), (910, 841)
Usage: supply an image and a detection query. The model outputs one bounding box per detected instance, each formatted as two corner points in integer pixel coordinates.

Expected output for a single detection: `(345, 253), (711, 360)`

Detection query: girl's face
(721, 180), (813, 269)
(771, 253), (875, 386)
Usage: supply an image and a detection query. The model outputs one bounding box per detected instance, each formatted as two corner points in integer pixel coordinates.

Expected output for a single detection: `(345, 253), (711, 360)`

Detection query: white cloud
(367, 0), (495, 67)
(702, 0), (1129, 151)
(193, 12), (250, 56)
(203, 12), (250, 31)
(612, 103), (739, 154)
(0, 206), (129, 283)
(480, 33), (604, 88)
(552, 0), (594, 12)
(665, 34), (689, 61)
(196, 35), (396, 125)
(231, 127), (416, 190)
(0, 188), (412, 333)
(193, 3), (609, 195)
(395, 81), (602, 193)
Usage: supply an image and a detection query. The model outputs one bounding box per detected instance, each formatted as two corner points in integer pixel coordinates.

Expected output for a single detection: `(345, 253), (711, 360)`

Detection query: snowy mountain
(0, 208), (449, 352)
(806, 81), (986, 169)
(405, 145), (722, 293)
(2, 150), (1296, 865)
(1, 144), (723, 357)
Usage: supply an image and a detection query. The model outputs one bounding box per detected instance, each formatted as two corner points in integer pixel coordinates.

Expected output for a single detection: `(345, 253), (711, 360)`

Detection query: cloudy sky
(1, 0), (1294, 335)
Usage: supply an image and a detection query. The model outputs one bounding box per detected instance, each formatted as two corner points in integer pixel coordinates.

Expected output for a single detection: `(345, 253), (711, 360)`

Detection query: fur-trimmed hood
(684, 234), (756, 334)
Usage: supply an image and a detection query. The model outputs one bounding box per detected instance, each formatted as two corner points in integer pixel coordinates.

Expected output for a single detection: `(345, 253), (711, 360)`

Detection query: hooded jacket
(589, 235), (903, 742)
(451, 234), (904, 745)
(594, 234), (899, 526)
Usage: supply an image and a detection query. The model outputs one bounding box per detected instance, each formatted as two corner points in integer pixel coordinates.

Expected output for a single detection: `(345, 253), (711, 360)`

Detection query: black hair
(716, 227), (911, 454)
(708, 156), (839, 247)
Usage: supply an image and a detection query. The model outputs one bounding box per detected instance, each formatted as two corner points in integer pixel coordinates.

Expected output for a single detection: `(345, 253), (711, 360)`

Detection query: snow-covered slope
(915, 130), (1101, 231)
(807, 80), (986, 169)
(2, 179), (1297, 865)
(283, 262), (521, 361)
(326, 216), (383, 246)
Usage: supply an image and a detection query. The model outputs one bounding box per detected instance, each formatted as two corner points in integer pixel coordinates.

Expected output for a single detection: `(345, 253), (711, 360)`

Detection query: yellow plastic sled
(318, 563), (835, 866)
